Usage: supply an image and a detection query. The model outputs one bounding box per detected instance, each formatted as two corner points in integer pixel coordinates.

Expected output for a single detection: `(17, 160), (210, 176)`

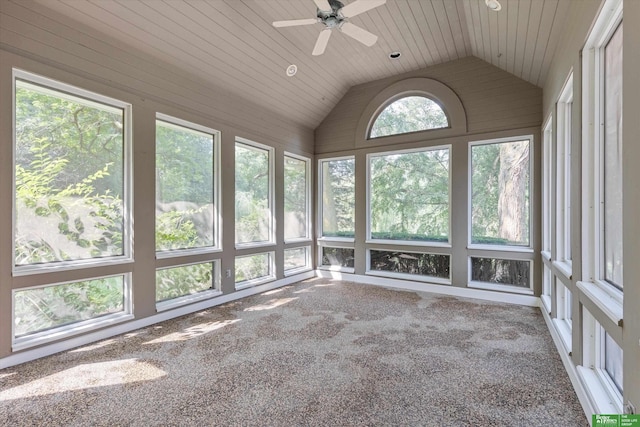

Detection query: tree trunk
(498, 142), (529, 243)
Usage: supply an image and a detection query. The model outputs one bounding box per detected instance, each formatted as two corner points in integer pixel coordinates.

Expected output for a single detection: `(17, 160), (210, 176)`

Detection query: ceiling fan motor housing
(317, 0), (345, 26)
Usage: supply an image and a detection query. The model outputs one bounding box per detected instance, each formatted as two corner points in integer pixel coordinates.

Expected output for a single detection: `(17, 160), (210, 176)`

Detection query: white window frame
(317, 155), (356, 244)
(366, 145), (451, 248)
(553, 279), (572, 352)
(581, 0), (623, 309)
(317, 242), (355, 274)
(541, 265), (552, 312)
(556, 74), (573, 268)
(234, 137), (275, 249)
(155, 113), (221, 259)
(12, 69), (133, 276)
(542, 116), (553, 257)
(283, 245), (312, 277)
(283, 152), (312, 243)
(155, 259), (222, 312)
(368, 92), (450, 139)
(468, 256), (534, 295)
(12, 273), (133, 351)
(468, 135), (534, 252)
(365, 248), (451, 285)
(234, 251), (275, 290)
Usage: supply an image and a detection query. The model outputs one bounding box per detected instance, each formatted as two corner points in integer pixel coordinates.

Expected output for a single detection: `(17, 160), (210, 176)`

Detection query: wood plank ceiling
(4, 0), (570, 130)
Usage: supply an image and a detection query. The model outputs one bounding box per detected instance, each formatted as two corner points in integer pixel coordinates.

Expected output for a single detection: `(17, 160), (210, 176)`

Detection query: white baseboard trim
(541, 307), (594, 424)
(315, 270), (539, 307)
(0, 270), (315, 370)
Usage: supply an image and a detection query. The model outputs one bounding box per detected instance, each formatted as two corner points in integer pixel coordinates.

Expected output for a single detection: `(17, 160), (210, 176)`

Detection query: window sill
(235, 242), (276, 251)
(284, 267), (312, 277)
(318, 266), (355, 274)
(13, 312), (135, 352)
(317, 237), (355, 245)
(365, 270), (450, 285)
(540, 295), (552, 313)
(577, 281), (623, 326)
(468, 281), (534, 295)
(13, 256), (134, 277)
(541, 250), (552, 262)
(156, 289), (223, 313)
(467, 244), (534, 254)
(553, 260), (572, 282)
(577, 366), (623, 414)
(552, 318), (572, 354)
(156, 247), (222, 260)
(235, 276), (276, 291)
(365, 239), (451, 249)
(284, 238), (313, 246)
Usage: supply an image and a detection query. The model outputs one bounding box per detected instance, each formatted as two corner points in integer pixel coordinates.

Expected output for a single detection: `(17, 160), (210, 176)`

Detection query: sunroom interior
(0, 0), (638, 423)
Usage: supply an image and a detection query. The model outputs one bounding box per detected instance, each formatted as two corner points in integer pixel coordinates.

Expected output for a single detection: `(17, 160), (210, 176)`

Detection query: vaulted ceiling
(7, 0), (571, 129)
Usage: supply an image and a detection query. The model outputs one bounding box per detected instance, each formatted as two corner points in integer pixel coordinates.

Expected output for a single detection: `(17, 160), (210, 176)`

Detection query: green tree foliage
(321, 159), (355, 238)
(370, 96), (448, 138)
(235, 254), (270, 283)
(156, 263), (213, 302)
(235, 144), (270, 243)
(284, 156), (308, 240)
(370, 149), (449, 242)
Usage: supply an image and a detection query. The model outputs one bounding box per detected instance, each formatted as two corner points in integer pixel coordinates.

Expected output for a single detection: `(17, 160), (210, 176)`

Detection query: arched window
(369, 95), (449, 139)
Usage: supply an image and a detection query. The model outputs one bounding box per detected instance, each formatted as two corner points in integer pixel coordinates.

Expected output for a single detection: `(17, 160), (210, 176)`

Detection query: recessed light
(286, 64), (297, 77)
(389, 51), (401, 60)
(485, 0), (502, 11)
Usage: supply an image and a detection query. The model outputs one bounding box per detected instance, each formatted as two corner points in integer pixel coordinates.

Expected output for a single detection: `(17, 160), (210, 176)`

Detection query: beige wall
(541, 0), (639, 415)
(0, 3), (314, 360)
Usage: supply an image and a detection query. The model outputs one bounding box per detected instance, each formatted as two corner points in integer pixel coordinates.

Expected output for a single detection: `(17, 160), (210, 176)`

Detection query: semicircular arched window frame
(369, 95), (450, 139)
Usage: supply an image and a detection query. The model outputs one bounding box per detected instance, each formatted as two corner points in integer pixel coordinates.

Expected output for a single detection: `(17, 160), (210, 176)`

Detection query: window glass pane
(470, 257), (530, 288)
(564, 102), (573, 261)
(235, 253), (271, 283)
(235, 143), (271, 244)
(604, 23), (623, 289)
(471, 139), (530, 246)
(321, 158), (355, 238)
(284, 247), (309, 272)
(370, 250), (450, 279)
(14, 276), (125, 337)
(604, 332), (623, 393)
(156, 120), (214, 252)
(370, 96), (448, 138)
(15, 80), (125, 265)
(565, 288), (573, 323)
(321, 247), (354, 268)
(156, 263), (215, 302)
(370, 148), (449, 242)
(284, 156), (308, 240)
(542, 123), (553, 252)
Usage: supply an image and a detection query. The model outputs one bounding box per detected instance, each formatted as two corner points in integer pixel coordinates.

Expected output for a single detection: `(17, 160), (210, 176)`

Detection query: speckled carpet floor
(1, 278), (587, 426)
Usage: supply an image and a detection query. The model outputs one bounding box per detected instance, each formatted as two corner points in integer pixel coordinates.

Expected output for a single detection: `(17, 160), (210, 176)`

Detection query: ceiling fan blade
(339, 22), (377, 46)
(273, 18), (318, 28)
(340, 0), (386, 18)
(312, 29), (332, 56)
(313, 0), (332, 11)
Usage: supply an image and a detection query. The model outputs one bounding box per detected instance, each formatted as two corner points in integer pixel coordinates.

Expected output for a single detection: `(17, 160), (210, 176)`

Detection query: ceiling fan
(272, 0), (387, 56)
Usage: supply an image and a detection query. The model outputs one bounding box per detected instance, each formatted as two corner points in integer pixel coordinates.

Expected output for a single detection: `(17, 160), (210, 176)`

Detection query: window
(319, 157), (355, 239)
(156, 262), (219, 303)
(603, 23), (623, 290)
(369, 250), (450, 281)
(235, 139), (274, 246)
(369, 95), (448, 138)
(284, 154), (311, 241)
(557, 76), (573, 264)
(14, 73), (131, 270)
(235, 252), (274, 287)
(156, 115), (219, 254)
(470, 257), (531, 288)
(470, 138), (531, 247)
(284, 246), (311, 275)
(320, 247), (354, 269)
(603, 331), (623, 394)
(368, 147), (450, 243)
(13, 275), (129, 340)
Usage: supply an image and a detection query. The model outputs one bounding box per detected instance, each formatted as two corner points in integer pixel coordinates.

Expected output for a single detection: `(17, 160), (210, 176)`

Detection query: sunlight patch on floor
(0, 359), (166, 401)
(143, 319), (240, 345)
(243, 297), (297, 312)
(263, 288), (285, 296)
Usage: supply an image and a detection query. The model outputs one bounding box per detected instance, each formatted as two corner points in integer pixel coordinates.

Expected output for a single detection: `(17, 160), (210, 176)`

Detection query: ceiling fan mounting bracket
(317, 0), (346, 29)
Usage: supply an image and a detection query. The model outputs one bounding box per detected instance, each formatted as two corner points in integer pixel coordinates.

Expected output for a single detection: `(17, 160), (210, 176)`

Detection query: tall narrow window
(370, 96), (448, 138)
(542, 118), (553, 254)
(320, 157), (355, 239)
(235, 140), (273, 246)
(603, 23), (623, 289)
(557, 75), (573, 264)
(155, 116), (218, 253)
(470, 138), (531, 247)
(14, 73), (130, 269)
(284, 154), (310, 241)
(368, 147), (450, 243)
